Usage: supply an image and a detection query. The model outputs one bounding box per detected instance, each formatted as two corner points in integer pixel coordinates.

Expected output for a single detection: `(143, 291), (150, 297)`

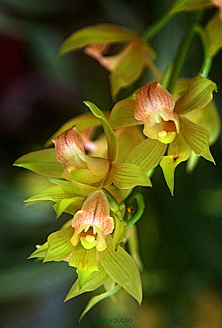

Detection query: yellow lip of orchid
(134, 81), (180, 144)
(71, 190), (114, 252)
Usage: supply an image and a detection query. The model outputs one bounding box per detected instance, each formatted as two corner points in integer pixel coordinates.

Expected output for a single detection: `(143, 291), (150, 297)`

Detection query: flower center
(157, 120), (178, 144)
(80, 226), (98, 249)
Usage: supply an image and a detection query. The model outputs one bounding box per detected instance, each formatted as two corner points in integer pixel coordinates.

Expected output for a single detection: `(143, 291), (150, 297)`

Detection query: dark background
(1, 0), (222, 327)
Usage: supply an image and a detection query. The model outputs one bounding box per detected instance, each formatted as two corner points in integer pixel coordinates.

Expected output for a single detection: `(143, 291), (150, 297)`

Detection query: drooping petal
(99, 236), (142, 304)
(180, 117), (215, 163)
(110, 39), (153, 98)
(175, 76), (217, 114)
(160, 133), (190, 195)
(135, 81), (179, 143)
(53, 126), (87, 168)
(60, 24), (138, 55)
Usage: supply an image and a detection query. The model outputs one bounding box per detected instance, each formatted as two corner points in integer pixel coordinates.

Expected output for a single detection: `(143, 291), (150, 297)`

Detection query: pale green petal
(53, 197), (84, 218)
(111, 162), (152, 189)
(44, 227), (74, 262)
(99, 236), (142, 304)
(13, 148), (64, 178)
(60, 24), (137, 55)
(84, 101), (117, 162)
(126, 139), (167, 172)
(109, 99), (140, 129)
(65, 268), (108, 301)
(160, 133), (190, 195)
(170, 0), (212, 15)
(180, 117), (215, 163)
(175, 76), (217, 114)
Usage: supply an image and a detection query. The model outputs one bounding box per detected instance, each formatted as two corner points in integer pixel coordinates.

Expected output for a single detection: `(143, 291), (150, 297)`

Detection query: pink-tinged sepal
(52, 126), (87, 168)
(134, 81), (179, 144)
(71, 191), (114, 252)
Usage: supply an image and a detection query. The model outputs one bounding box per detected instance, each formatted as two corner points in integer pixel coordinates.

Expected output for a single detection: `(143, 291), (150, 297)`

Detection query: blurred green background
(0, 0), (222, 327)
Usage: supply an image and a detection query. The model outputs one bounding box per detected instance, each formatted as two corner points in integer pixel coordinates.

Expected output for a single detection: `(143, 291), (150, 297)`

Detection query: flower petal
(109, 98), (141, 129)
(110, 39), (152, 98)
(84, 101), (117, 162)
(69, 244), (99, 272)
(206, 12), (222, 57)
(175, 76), (217, 114)
(180, 117), (215, 162)
(111, 162), (152, 189)
(60, 24), (138, 55)
(13, 148), (64, 178)
(65, 268), (108, 301)
(126, 138), (167, 172)
(53, 126), (86, 168)
(99, 236), (142, 304)
(160, 133), (190, 195)
(44, 227), (74, 262)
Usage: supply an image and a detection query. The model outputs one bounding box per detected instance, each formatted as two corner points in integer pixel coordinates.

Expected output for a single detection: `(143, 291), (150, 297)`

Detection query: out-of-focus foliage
(1, 0), (222, 328)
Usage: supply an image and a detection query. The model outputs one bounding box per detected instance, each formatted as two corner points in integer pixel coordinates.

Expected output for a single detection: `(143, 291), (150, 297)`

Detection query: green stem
(167, 12), (203, 93)
(125, 193), (145, 228)
(142, 13), (172, 41)
(194, 24), (213, 78)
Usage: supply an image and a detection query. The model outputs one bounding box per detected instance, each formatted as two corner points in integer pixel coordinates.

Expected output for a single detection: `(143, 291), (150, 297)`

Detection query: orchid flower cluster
(14, 0), (222, 319)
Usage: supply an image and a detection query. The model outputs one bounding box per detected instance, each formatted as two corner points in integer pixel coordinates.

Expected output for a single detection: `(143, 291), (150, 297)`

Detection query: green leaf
(111, 162), (152, 189)
(53, 197), (84, 218)
(126, 139), (167, 172)
(44, 227), (74, 262)
(206, 13), (222, 57)
(170, 0), (212, 15)
(69, 244), (99, 272)
(65, 268), (108, 301)
(28, 242), (48, 259)
(24, 186), (68, 203)
(109, 99), (140, 129)
(60, 24), (137, 55)
(160, 133), (190, 195)
(175, 76), (217, 114)
(45, 112), (103, 147)
(84, 101), (117, 162)
(110, 39), (150, 98)
(79, 284), (121, 321)
(13, 148), (64, 178)
(99, 236), (142, 304)
(180, 117), (215, 163)
(49, 178), (97, 197)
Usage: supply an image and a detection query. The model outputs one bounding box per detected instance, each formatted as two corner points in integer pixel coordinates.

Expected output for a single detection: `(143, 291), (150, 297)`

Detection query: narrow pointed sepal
(160, 133), (190, 195)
